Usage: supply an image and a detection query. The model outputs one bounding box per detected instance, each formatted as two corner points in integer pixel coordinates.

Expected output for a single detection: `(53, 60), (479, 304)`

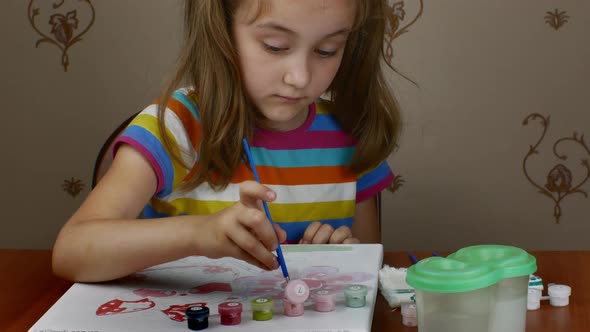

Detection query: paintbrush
(242, 138), (290, 282)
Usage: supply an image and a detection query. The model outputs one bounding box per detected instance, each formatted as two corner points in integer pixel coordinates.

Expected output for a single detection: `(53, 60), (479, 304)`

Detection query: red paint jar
(218, 301), (243, 325)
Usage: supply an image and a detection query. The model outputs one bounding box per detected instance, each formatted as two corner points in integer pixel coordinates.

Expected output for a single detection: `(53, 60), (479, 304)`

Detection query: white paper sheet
(30, 244), (383, 332)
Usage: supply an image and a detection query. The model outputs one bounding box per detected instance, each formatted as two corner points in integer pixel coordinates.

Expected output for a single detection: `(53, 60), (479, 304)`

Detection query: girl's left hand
(298, 221), (360, 244)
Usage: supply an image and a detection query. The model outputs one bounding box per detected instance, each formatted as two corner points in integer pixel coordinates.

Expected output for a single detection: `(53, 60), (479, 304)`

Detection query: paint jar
(548, 284), (571, 307)
(284, 279), (310, 316)
(406, 245), (537, 332)
(312, 289), (336, 312)
(218, 301), (243, 325)
(344, 284), (368, 308)
(527, 288), (542, 310)
(186, 305), (210, 331)
(400, 303), (417, 327)
(250, 297), (274, 321)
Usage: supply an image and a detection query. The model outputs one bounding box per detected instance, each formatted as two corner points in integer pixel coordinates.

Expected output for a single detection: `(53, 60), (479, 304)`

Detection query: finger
(311, 223), (334, 244)
(228, 222), (279, 270)
(274, 224), (287, 244)
(301, 221), (322, 244)
(238, 207), (279, 252)
(239, 181), (276, 208)
(343, 237), (361, 244)
(329, 226), (353, 244)
(224, 242), (271, 270)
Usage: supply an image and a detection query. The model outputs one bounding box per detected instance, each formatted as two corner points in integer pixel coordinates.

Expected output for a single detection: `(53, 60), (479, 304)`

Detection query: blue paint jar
(186, 305), (210, 330)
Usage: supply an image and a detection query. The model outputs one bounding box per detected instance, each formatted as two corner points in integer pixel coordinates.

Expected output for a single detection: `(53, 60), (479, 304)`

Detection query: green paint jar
(250, 297), (274, 321)
(344, 284), (368, 308)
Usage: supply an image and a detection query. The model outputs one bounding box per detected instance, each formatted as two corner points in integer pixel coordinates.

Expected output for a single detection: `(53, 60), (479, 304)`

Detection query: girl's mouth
(275, 95), (304, 103)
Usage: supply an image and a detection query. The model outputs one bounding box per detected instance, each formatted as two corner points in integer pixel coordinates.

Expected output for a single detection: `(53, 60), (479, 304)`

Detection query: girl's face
(232, 0), (355, 131)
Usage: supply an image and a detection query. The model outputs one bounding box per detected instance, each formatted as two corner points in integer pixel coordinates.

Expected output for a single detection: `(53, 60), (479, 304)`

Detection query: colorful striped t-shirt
(114, 88), (394, 242)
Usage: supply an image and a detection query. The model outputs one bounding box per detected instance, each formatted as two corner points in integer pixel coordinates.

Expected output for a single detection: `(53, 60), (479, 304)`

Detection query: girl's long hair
(158, 0), (401, 190)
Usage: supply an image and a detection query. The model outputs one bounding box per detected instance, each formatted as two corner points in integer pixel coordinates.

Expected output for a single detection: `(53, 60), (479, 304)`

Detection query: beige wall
(1, 1), (588, 251)
(2, 0), (182, 248)
(380, 0), (590, 251)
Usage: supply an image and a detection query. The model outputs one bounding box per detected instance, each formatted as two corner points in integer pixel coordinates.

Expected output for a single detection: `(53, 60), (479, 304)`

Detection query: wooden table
(1, 250), (589, 331)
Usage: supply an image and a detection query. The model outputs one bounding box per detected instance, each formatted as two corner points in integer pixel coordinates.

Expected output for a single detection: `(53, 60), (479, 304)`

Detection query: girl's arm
(352, 196), (381, 243)
(52, 145), (283, 282)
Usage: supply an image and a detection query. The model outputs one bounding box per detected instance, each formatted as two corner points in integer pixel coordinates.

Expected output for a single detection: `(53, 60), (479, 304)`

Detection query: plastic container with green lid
(406, 245), (537, 332)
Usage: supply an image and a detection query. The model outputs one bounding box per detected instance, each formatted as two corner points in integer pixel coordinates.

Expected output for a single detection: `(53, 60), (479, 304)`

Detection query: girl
(53, 0), (401, 282)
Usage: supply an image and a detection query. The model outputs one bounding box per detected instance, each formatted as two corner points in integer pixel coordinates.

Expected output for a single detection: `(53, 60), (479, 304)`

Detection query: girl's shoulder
(174, 87), (197, 101)
(169, 87), (201, 119)
(135, 87), (202, 129)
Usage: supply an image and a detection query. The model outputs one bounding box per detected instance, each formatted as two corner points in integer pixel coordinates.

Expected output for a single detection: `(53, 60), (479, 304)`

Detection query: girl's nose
(283, 56), (311, 89)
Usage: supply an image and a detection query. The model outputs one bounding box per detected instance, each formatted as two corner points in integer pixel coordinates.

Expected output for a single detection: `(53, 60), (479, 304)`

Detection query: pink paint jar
(283, 279), (310, 317)
(312, 289), (336, 312)
(218, 301), (243, 325)
(401, 303), (417, 327)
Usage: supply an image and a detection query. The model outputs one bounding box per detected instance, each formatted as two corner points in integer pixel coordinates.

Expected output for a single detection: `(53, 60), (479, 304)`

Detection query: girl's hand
(298, 221), (360, 244)
(198, 181), (286, 270)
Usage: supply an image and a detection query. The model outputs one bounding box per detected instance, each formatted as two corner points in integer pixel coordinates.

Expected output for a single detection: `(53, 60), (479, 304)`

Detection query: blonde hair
(158, 0), (401, 190)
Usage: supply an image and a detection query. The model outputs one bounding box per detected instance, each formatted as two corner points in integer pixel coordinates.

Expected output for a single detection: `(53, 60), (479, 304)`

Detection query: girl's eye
(316, 49), (337, 57)
(264, 44), (288, 53)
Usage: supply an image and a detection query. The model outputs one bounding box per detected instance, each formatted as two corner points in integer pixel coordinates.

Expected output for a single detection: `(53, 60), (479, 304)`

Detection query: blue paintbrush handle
(242, 139), (290, 280)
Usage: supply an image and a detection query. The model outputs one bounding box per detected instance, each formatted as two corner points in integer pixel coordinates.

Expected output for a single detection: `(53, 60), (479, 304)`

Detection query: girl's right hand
(197, 180), (286, 271)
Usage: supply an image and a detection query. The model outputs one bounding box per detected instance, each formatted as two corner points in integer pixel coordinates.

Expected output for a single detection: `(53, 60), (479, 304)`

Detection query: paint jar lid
(250, 297), (274, 311)
(344, 284), (368, 297)
(218, 301), (243, 315)
(284, 279), (310, 304)
(548, 284), (571, 297)
(186, 306), (210, 319)
(312, 289), (335, 302)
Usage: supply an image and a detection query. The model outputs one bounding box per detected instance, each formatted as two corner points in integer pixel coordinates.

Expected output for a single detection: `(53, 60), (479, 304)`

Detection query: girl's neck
(255, 103), (316, 134)
(256, 103), (313, 132)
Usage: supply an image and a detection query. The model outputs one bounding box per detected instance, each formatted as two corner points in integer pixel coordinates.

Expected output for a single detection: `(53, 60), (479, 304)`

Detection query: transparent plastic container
(488, 276), (529, 331)
(448, 246), (535, 332)
(407, 245), (537, 332)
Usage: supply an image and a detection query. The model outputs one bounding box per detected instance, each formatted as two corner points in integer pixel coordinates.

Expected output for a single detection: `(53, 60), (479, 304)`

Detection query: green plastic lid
(447, 245), (537, 279)
(406, 245), (537, 293)
(406, 257), (499, 293)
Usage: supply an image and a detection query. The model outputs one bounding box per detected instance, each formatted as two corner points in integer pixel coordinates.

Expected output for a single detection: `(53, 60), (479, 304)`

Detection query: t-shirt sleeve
(356, 160), (394, 203)
(112, 89), (201, 198)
